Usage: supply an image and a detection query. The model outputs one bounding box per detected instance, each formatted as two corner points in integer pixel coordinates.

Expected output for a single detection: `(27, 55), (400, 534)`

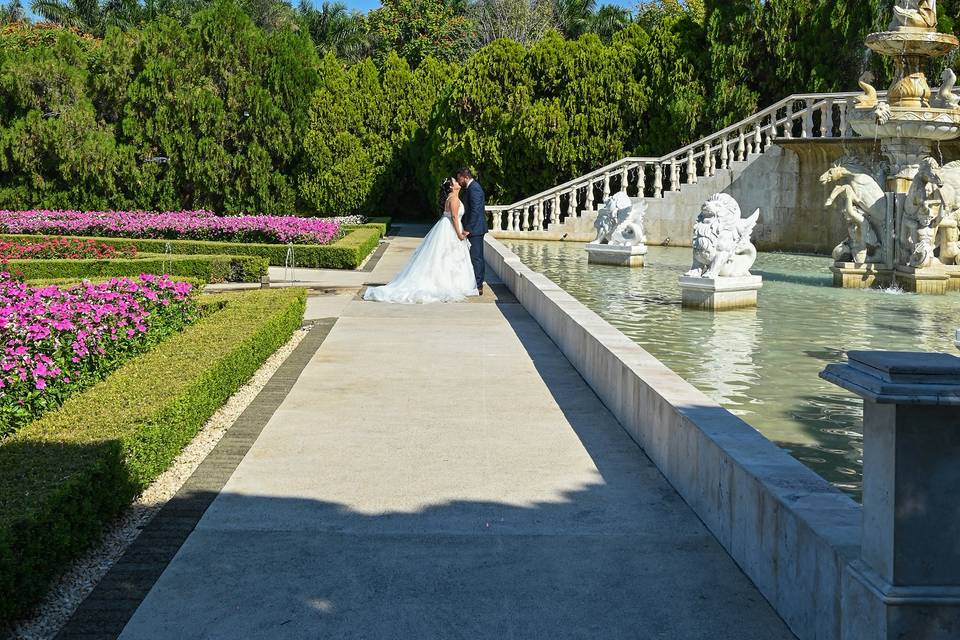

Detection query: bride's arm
(449, 196), (465, 238)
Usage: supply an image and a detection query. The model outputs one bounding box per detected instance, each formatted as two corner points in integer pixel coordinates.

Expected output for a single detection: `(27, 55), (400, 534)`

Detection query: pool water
(505, 240), (960, 498)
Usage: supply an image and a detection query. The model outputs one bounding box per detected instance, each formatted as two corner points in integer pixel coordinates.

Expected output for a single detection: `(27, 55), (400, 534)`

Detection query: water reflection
(506, 240), (960, 500)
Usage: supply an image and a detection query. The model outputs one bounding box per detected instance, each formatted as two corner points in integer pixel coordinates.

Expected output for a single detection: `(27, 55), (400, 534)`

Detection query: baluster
(620, 166), (629, 195)
(670, 158), (680, 192)
(637, 163), (647, 196)
(533, 201), (543, 231)
(567, 188), (576, 217)
(551, 194), (559, 226)
(686, 150), (697, 184)
(653, 163), (663, 198)
(603, 172), (612, 200)
(802, 100), (813, 138)
(506, 210), (515, 232)
(783, 105), (793, 139)
(753, 124), (762, 154)
(491, 210), (500, 231)
(521, 206), (530, 231)
(719, 137), (728, 169)
(822, 98), (833, 137)
(703, 143), (713, 176)
(736, 128), (746, 162)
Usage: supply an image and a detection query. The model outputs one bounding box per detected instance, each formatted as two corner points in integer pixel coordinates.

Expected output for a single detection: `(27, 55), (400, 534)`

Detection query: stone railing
(487, 90), (878, 233)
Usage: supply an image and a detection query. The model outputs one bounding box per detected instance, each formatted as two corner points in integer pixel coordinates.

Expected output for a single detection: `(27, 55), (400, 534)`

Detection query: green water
(505, 240), (960, 498)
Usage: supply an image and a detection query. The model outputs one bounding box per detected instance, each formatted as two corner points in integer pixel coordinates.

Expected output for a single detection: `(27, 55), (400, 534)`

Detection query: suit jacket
(461, 180), (489, 236)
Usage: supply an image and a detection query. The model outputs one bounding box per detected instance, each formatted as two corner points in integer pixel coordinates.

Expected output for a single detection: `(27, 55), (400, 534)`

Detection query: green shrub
(0, 229), (381, 269)
(0, 288), (306, 622)
(2, 252), (267, 283)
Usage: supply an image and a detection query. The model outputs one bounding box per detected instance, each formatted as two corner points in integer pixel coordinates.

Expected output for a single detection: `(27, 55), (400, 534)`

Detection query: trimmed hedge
(4, 253), (267, 283)
(0, 288), (306, 622)
(0, 227), (382, 269)
(343, 217), (391, 238)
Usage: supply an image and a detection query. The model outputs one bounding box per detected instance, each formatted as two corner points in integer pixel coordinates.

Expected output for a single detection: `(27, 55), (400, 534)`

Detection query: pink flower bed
(0, 237), (137, 260)
(0, 210), (342, 245)
(0, 273), (196, 436)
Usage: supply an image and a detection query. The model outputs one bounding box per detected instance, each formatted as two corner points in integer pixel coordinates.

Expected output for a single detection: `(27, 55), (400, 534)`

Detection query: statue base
(895, 265), (950, 295)
(944, 265), (960, 292)
(831, 262), (894, 289)
(585, 243), (647, 267)
(679, 275), (763, 311)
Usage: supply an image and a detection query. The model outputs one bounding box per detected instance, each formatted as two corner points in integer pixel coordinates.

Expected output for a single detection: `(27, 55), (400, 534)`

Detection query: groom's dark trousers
(468, 236), (485, 290)
(461, 179), (489, 290)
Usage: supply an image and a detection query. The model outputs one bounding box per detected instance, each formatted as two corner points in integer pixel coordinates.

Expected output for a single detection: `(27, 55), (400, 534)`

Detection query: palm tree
(552, 0), (593, 39)
(297, 0), (369, 61)
(0, 0), (26, 23)
(30, 0), (139, 33)
(591, 4), (630, 40)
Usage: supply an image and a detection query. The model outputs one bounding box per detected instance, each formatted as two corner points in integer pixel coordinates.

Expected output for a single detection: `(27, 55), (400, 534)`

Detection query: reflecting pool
(505, 240), (960, 499)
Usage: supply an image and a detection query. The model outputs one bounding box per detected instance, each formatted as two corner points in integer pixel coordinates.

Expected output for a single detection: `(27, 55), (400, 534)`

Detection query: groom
(456, 167), (488, 295)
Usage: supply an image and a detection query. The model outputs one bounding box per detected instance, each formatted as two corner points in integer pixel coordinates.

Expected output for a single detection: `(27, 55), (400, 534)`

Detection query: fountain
(678, 193), (763, 310)
(585, 191), (648, 267)
(842, 0), (960, 293)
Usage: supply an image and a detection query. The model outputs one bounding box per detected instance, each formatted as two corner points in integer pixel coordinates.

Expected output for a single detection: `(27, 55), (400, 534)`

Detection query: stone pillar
(820, 351), (960, 640)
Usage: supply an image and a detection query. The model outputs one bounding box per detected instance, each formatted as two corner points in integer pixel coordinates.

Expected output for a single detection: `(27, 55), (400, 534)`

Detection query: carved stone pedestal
(895, 265), (950, 294)
(944, 265), (960, 292)
(831, 262), (894, 289)
(821, 351), (960, 640)
(585, 243), (646, 267)
(678, 275), (762, 311)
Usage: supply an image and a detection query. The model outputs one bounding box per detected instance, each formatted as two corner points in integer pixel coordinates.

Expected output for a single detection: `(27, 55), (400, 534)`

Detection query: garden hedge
(4, 253), (267, 283)
(0, 288), (306, 622)
(0, 227), (383, 269)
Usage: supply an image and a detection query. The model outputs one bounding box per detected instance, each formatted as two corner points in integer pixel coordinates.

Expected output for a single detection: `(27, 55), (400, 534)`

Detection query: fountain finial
(889, 0), (937, 31)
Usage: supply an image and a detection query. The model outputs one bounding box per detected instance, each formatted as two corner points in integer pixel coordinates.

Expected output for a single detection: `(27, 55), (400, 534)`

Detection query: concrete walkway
(117, 231), (795, 639)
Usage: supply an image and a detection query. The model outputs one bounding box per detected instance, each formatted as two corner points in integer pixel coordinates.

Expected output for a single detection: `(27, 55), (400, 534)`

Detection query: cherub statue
(889, 0), (937, 30)
(592, 191), (647, 248)
(819, 160), (886, 264)
(685, 193), (760, 279)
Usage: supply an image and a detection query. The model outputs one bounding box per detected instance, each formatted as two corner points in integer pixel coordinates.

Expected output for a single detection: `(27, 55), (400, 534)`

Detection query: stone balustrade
(486, 90), (881, 236)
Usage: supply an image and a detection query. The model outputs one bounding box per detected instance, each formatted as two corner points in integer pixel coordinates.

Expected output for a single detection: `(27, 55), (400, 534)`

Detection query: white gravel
(2, 328), (310, 640)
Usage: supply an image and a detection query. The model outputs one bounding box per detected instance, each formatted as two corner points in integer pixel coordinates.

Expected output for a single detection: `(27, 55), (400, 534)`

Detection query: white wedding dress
(363, 199), (479, 304)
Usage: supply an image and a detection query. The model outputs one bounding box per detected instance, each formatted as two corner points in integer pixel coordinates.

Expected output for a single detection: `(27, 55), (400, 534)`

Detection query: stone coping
(484, 235), (862, 640)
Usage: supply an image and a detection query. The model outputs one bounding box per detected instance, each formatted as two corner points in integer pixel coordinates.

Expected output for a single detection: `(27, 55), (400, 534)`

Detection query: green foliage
(1, 227), (384, 268)
(0, 33), (128, 209)
(424, 31), (654, 203)
(0, 287), (305, 623)
(3, 252), (268, 282)
(368, 0), (470, 67)
(92, 0), (321, 213)
(297, 0), (370, 62)
(300, 53), (450, 215)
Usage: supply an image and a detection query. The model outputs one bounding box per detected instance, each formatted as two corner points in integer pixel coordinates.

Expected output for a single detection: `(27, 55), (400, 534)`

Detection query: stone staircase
(486, 90), (871, 243)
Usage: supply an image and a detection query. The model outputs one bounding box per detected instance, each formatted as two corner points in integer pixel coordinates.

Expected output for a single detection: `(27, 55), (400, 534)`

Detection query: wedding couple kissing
(364, 167), (489, 304)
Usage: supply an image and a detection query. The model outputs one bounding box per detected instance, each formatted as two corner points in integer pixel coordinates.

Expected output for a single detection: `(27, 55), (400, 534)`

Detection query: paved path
(116, 232), (795, 639)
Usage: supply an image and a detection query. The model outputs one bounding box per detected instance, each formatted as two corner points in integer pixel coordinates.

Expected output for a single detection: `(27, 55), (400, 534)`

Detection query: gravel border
(2, 327), (313, 640)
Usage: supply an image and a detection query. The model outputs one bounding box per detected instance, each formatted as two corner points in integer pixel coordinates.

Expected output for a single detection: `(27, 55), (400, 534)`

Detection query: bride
(363, 178), (479, 304)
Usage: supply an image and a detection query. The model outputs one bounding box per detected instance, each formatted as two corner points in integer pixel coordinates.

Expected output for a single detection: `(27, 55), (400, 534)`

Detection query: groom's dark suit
(461, 179), (488, 290)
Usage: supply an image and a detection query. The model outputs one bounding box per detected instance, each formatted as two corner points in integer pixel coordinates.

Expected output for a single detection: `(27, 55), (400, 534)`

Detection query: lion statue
(592, 191), (647, 248)
(819, 160), (886, 264)
(685, 193), (760, 279)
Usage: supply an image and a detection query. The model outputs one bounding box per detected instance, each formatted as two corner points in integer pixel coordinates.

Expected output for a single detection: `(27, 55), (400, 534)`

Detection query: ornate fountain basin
(850, 105), (960, 141)
(866, 30), (959, 57)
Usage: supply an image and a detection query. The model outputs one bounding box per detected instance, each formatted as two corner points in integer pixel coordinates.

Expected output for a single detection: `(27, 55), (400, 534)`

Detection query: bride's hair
(438, 177), (454, 215)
